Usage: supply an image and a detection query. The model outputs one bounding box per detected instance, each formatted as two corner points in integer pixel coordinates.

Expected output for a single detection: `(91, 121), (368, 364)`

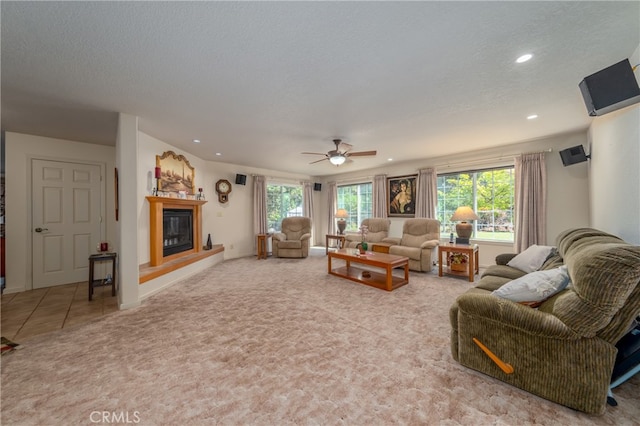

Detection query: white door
(32, 159), (102, 289)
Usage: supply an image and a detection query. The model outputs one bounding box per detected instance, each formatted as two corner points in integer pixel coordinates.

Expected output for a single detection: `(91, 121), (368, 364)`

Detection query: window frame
(266, 181), (304, 232)
(437, 165), (515, 242)
(336, 181), (373, 232)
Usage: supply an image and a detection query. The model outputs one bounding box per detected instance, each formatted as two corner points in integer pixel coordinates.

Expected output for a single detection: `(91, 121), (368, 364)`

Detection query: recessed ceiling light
(387, 158), (393, 162)
(516, 54), (533, 63)
(193, 139), (201, 143)
(527, 114), (538, 120)
(215, 152), (222, 156)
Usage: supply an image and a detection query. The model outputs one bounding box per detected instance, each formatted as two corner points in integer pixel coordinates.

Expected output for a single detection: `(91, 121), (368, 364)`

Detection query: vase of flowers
(449, 252), (468, 272)
(359, 224), (369, 252)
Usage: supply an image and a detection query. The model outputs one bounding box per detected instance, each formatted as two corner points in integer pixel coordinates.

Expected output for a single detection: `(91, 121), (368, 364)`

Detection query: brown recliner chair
(382, 218), (440, 272)
(272, 217), (312, 258)
(450, 228), (640, 414)
(344, 218), (391, 248)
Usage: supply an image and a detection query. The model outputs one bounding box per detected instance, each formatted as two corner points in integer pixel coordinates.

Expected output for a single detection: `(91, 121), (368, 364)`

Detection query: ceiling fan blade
(337, 142), (353, 153)
(301, 152), (327, 156)
(346, 150), (377, 157)
(309, 157), (329, 164)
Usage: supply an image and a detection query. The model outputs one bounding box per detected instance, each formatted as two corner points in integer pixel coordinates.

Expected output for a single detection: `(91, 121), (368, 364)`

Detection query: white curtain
(253, 175), (267, 235)
(373, 174), (387, 217)
(303, 181), (315, 244)
(415, 168), (437, 218)
(514, 153), (547, 252)
(327, 181), (338, 235)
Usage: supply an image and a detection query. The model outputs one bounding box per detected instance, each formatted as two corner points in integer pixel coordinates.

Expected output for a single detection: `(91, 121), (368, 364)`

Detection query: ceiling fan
(301, 139), (377, 166)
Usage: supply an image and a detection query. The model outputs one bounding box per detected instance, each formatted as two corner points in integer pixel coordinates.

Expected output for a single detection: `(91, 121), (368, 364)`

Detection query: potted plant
(449, 252), (468, 272)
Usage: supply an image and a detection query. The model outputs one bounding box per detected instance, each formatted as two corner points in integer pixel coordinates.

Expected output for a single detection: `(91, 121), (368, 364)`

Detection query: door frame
(27, 155), (107, 290)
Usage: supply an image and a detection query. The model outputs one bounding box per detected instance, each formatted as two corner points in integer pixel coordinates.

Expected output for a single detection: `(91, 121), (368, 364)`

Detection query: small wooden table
(256, 234), (271, 259)
(438, 243), (479, 282)
(325, 234), (346, 255)
(88, 252), (117, 301)
(328, 248), (409, 291)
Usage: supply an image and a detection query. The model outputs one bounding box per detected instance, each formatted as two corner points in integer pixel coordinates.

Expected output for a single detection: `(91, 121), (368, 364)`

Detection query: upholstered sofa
(382, 218), (440, 272)
(344, 218), (391, 249)
(272, 217), (312, 258)
(450, 228), (640, 414)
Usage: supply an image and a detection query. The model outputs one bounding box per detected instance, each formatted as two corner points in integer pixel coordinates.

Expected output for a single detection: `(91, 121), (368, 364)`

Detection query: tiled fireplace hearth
(140, 196), (222, 284)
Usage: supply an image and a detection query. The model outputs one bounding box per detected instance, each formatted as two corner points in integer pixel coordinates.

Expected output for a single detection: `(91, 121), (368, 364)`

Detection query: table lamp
(335, 209), (349, 235)
(451, 206), (478, 244)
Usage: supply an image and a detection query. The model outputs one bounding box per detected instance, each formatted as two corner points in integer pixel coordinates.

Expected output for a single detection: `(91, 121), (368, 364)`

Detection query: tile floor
(1, 282), (118, 342)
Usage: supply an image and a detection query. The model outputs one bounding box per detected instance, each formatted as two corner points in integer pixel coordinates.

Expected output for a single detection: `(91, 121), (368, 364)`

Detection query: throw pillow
(507, 244), (556, 273)
(492, 265), (571, 307)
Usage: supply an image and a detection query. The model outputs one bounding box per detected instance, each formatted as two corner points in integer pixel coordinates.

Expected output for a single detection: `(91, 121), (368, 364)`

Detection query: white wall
(589, 103), (640, 244)
(316, 130), (591, 267)
(587, 45), (640, 245)
(4, 132), (116, 293)
(116, 113), (140, 309)
(588, 106), (640, 243)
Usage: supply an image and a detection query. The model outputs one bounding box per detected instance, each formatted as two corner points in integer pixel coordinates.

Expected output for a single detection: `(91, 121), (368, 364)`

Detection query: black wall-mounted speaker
(314, 183), (322, 191)
(579, 59), (640, 116)
(235, 174), (247, 185)
(559, 145), (589, 166)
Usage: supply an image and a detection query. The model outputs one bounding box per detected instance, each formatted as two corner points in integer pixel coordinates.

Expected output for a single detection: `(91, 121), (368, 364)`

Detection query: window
(437, 167), (514, 241)
(267, 183), (303, 232)
(337, 182), (372, 232)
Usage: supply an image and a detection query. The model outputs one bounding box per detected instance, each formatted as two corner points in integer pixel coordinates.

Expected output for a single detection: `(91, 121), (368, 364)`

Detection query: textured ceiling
(2, 1), (639, 176)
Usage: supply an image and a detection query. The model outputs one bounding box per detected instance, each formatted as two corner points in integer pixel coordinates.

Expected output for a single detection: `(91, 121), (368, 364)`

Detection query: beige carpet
(1, 253), (638, 425)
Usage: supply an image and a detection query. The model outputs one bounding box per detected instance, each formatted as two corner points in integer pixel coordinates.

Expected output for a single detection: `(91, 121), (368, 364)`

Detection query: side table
(438, 243), (479, 282)
(257, 234), (271, 259)
(326, 234), (346, 255)
(88, 252), (117, 301)
(371, 243), (392, 254)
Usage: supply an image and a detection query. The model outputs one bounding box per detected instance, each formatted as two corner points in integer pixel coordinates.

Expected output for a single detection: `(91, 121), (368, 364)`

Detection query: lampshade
(329, 155), (346, 165)
(335, 209), (349, 218)
(450, 206), (479, 222)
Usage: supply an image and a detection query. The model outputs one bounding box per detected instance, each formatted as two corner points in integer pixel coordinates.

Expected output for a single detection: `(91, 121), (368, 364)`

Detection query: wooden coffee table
(328, 248), (409, 291)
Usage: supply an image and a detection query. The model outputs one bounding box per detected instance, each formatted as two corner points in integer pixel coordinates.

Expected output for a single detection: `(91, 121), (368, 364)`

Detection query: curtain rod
(436, 148), (552, 169)
(253, 174), (306, 185)
(335, 175), (375, 185)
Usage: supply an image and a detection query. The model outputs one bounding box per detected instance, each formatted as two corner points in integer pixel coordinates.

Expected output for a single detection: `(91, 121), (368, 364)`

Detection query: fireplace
(163, 209), (193, 257)
(146, 196), (207, 266)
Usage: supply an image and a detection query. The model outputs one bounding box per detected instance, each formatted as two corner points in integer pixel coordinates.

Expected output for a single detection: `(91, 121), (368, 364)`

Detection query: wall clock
(215, 179), (232, 203)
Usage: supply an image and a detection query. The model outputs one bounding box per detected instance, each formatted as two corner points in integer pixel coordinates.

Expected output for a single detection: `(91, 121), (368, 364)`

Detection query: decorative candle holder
(154, 166), (162, 193)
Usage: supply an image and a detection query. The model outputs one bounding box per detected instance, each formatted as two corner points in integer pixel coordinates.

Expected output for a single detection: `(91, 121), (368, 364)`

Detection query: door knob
(35, 227), (49, 232)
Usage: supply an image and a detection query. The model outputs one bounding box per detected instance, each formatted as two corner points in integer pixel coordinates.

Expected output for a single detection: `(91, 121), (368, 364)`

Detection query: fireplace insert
(163, 209), (193, 257)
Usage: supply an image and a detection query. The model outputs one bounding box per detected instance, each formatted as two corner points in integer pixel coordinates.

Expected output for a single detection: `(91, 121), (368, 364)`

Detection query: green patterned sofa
(450, 228), (640, 414)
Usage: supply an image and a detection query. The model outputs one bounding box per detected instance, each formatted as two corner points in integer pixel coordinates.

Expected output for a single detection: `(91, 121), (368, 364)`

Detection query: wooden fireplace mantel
(146, 196), (207, 267)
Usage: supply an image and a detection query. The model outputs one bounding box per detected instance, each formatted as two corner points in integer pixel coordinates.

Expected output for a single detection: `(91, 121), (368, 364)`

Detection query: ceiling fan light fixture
(329, 155), (346, 165)
(516, 53), (533, 63)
